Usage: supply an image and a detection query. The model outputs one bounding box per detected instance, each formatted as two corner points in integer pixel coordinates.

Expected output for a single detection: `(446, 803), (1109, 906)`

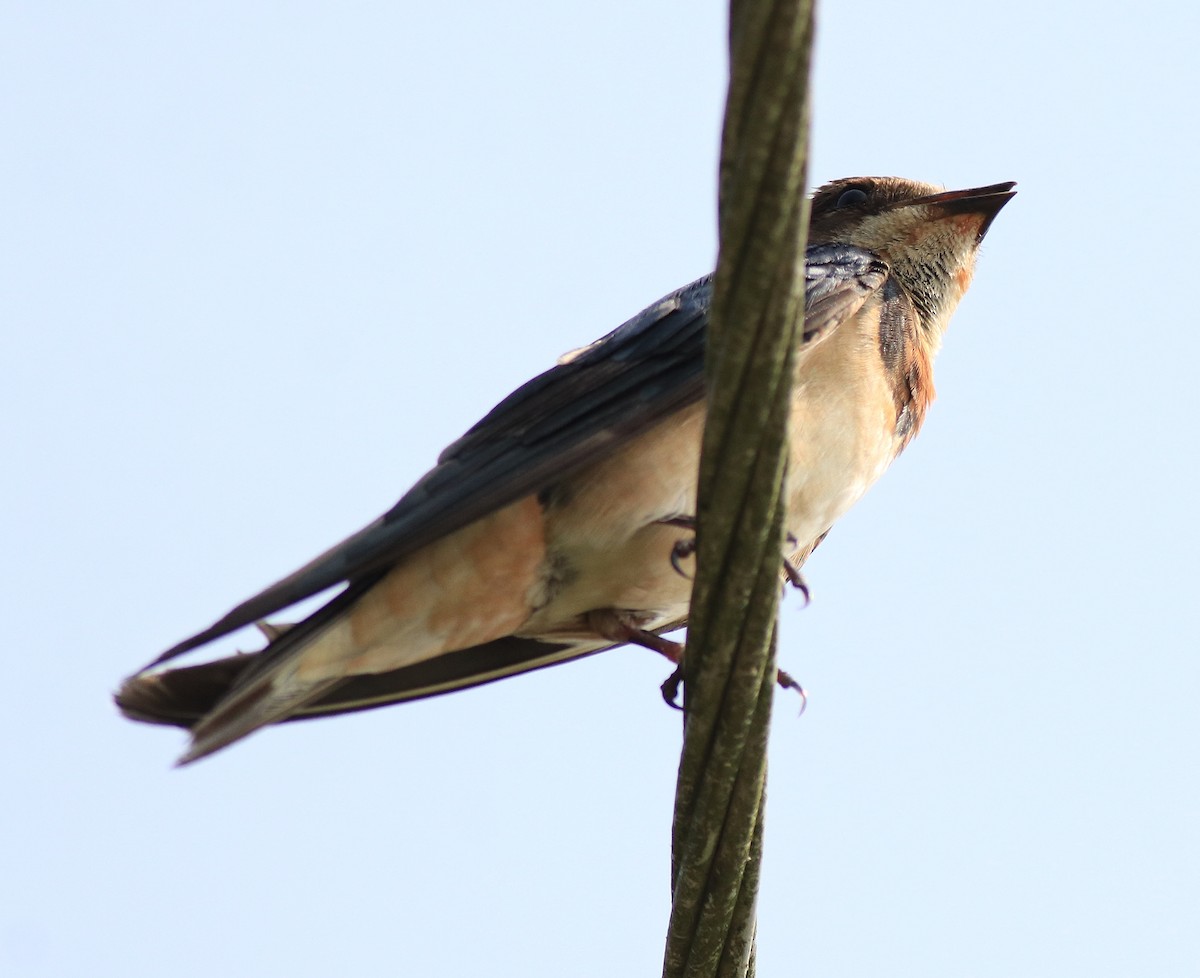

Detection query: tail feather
(175, 669), (343, 766)
(114, 634), (606, 762)
(115, 655), (251, 727)
(119, 579), (377, 762)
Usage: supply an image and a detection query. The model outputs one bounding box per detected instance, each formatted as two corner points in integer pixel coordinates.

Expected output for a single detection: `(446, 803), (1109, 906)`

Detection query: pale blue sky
(3, 2), (1198, 976)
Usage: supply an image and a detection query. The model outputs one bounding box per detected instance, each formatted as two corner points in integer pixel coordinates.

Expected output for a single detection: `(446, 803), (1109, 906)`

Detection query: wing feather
(143, 245), (887, 670)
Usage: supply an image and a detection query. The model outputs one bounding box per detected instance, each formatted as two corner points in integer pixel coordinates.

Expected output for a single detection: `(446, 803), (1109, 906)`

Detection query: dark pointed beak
(910, 181), (1017, 240)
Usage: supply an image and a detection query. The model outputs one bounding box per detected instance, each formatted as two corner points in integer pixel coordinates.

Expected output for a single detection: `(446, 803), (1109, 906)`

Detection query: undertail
(115, 634), (596, 738)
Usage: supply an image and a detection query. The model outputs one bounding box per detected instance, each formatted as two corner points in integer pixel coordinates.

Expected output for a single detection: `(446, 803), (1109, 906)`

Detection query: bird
(116, 176), (1015, 765)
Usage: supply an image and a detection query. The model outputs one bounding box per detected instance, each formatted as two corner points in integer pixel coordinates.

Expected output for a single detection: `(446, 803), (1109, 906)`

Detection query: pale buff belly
(521, 324), (902, 639)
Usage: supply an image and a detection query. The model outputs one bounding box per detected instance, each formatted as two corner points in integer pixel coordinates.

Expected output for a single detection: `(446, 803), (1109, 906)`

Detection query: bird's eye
(836, 188), (869, 208)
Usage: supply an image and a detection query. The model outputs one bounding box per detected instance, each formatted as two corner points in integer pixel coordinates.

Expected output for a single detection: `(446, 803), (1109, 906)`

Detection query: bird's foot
(661, 665), (685, 708)
(660, 661), (806, 713)
(586, 608), (805, 713)
(660, 517), (812, 604)
(587, 609), (687, 709)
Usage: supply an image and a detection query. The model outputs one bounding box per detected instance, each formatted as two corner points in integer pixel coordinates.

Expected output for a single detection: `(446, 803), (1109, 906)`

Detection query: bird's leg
(586, 608), (806, 713)
(587, 609), (685, 662)
(585, 609), (687, 708)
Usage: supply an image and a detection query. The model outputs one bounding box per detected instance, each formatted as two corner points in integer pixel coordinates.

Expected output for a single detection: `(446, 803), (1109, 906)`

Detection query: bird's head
(808, 176), (1015, 347)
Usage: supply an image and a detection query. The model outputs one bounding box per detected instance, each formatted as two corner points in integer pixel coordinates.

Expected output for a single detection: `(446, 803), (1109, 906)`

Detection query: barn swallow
(116, 176), (1015, 764)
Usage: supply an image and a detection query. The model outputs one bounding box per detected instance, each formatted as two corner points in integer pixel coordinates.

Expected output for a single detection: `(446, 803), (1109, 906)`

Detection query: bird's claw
(659, 664), (806, 715)
(659, 516), (698, 580)
(660, 666), (685, 710)
(662, 517), (811, 603)
(782, 561), (811, 606)
(670, 538), (696, 579)
(776, 667), (808, 716)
